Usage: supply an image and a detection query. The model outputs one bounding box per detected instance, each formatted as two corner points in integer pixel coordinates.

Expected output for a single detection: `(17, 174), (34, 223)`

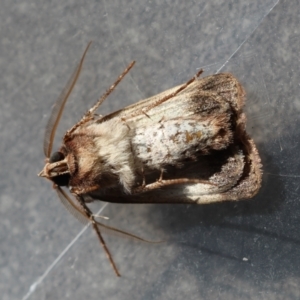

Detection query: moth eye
(49, 151), (65, 163)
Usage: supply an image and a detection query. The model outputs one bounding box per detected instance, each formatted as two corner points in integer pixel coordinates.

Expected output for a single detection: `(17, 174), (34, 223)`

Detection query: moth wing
(85, 73), (262, 204)
(192, 73), (245, 113)
(98, 73), (244, 128)
(87, 138), (262, 204)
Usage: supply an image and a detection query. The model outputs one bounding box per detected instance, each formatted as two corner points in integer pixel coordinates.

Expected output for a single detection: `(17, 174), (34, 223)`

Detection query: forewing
(84, 73), (261, 204)
(98, 73), (244, 129)
(87, 136), (262, 204)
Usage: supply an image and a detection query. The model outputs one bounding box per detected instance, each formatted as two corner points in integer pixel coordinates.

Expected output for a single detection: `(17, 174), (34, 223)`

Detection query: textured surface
(2, 0), (300, 299)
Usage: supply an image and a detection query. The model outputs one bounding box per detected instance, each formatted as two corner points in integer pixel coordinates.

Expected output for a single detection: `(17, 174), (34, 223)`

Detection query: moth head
(39, 150), (70, 186)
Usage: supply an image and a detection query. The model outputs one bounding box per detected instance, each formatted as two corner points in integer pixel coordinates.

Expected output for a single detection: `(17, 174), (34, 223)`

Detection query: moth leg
(141, 167), (146, 187)
(75, 195), (121, 277)
(133, 177), (213, 194)
(141, 109), (151, 119)
(66, 61), (135, 137)
(158, 169), (164, 182)
(122, 69), (204, 120)
(70, 184), (100, 195)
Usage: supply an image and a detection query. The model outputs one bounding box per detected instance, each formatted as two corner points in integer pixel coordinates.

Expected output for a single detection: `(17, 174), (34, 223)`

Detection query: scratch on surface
(22, 203), (108, 300)
(216, 0), (279, 73)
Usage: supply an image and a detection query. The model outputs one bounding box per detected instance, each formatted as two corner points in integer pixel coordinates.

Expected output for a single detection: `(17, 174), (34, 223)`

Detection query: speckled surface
(2, 0), (300, 299)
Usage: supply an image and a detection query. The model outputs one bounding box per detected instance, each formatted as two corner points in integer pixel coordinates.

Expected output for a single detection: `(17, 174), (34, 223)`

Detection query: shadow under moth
(39, 42), (262, 276)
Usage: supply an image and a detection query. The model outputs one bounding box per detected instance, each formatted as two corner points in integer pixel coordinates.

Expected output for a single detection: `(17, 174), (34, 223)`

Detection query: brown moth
(39, 42), (262, 276)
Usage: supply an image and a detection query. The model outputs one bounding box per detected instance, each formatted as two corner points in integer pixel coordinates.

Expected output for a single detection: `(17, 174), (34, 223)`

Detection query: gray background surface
(1, 0), (300, 299)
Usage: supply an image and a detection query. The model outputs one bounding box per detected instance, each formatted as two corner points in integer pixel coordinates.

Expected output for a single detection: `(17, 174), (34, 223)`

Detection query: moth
(39, 42), (262, 276)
